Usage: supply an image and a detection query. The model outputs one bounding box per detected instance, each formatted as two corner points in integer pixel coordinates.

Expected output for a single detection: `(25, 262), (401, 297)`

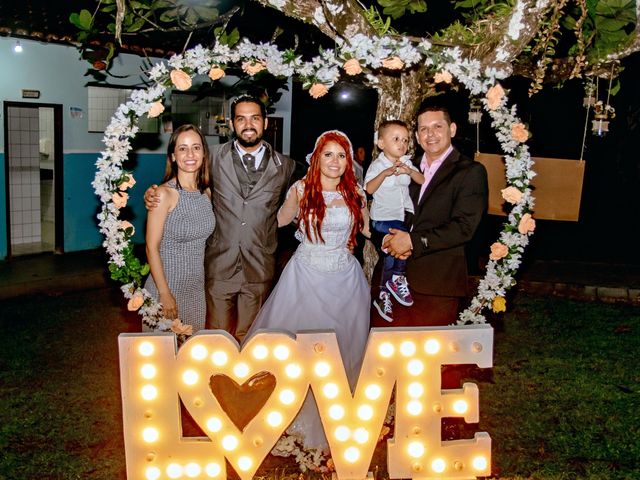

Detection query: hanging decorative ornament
(591, 102), (615, 137)
(590, 66), (616, 137)
(582, 79), (596, 108)
(468, 99), (483, 124)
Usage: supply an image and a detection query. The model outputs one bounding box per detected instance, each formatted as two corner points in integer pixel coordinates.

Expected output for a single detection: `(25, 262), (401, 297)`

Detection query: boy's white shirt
(365, 152), (419, 221)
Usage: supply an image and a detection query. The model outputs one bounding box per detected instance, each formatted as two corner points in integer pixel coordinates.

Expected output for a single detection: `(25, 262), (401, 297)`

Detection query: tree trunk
(373, 68), (430, 130)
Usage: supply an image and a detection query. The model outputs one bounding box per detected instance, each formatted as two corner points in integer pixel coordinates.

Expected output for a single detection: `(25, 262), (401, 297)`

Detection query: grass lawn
(0, 287), (638, 479)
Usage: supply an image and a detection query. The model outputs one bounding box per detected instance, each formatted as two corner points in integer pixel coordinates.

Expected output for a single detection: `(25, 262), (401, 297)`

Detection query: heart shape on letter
(209, 372), (276, 431)
(175, 331), (308, 480)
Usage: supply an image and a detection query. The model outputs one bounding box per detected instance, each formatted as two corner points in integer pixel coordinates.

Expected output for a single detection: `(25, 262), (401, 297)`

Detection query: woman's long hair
(163, 124), (211, 193)
(299, 131), (364, 248)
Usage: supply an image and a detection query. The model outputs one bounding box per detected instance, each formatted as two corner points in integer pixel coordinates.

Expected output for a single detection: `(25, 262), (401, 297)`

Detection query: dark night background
(289, 53), (640, 267)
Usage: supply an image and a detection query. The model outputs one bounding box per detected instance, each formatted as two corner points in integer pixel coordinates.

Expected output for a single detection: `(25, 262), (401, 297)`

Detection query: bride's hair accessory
(305, 130), (354, 164)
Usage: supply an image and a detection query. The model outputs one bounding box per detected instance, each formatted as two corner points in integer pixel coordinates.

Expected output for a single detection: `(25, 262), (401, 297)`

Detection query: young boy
(365, 120), (424, 322)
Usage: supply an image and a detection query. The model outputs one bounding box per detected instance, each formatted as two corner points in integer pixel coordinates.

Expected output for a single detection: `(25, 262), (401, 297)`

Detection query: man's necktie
(242, 153), (256, 173)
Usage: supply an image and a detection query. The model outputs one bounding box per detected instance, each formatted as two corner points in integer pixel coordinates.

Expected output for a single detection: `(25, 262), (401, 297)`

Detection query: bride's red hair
(299, 131), (364, 247)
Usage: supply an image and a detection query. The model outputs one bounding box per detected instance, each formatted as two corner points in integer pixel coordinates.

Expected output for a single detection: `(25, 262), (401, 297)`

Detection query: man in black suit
(383, 104), (488, 327)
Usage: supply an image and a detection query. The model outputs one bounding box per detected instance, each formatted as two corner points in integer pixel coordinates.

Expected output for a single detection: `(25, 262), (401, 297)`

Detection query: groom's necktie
(242, 153), (256, 173)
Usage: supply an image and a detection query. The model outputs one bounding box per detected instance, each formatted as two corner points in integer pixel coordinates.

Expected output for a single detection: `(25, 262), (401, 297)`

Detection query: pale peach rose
(309, 83), (329, 99)
(518, 213), (536, 234)
(343, 58), (362, 76)
(489, 242), (509, 261)
(170, 69), (192, 91)
(378, 425), (391, 442)
(147, 101), (165, 119)
(486, 83), (505, 110)
(382, 56), (404, 70)
(208, 66), (225, 81)
(501, 186), (522, 204)
(127, 291), (144, 311)
(434, 70), (453, 84)
(119, 174), (136, 191)
(111, 191), (129, 209)
(511, 123), (529, 143)
(242, 61), (266, 76)
(120, 220), (134, 234)
(492, 296), (507, 313)
(171, 318), (193, 336)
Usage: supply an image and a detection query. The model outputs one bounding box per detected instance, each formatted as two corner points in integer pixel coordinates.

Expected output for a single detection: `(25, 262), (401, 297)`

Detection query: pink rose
(171, 319), (193, 336)
(119, 174), (136, 191)
(382, 56), (404, 70)
(434, 70), (452, 84)
(119, 176), (135, 191)
(208, 66), (225, 81)
(309, 83), (329, 99)
(486, 83), (505, 110)
(111, 191), (128, 209)
(501, 186), (522, 204)
(518, 213), (536, 234)
(127, 291), (144, 311)
(170, 69), (192, 91)
(242, 61), (266, 76)
(489, 242), (509, 261)
(147, 101), (165, 119)
(511, 123), (529, 143)
(120, 220), (134, 235)
(343, 58), (362, 76)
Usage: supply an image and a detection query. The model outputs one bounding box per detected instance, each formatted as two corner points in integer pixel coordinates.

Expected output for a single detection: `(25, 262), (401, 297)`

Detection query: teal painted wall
(63, 153), (166, 252)
(0, 153), (6, 258)
(0, 36), (293, 260)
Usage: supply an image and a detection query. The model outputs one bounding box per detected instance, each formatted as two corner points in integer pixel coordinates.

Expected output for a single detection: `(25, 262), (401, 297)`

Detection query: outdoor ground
(0, 287), (638, 480)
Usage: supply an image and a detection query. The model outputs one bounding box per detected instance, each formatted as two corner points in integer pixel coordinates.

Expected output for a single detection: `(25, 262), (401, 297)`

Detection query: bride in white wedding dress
(245, 130), (371, 466)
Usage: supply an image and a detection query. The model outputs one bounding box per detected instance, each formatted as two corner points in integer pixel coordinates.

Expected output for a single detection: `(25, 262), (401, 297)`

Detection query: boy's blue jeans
(372, 219), (408, 292)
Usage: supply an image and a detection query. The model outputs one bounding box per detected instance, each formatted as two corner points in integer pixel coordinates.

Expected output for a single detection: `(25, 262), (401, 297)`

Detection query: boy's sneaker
(373, 291), (394, 322)
(386, 275), (414, 306)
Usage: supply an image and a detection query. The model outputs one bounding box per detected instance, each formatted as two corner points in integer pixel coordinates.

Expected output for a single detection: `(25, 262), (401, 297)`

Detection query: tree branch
(252, 0), (377, 43)
(315, 0), (378, 40)
(471, 0), (554, 73)
(252, 0), (338, 40)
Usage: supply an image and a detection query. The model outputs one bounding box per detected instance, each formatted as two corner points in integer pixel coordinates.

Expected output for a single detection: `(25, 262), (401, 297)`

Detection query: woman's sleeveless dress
(247, 188), (371, 450)
(144, 182), (215, 332)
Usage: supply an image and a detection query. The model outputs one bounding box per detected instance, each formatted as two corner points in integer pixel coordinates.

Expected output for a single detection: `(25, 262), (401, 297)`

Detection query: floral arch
(93, 34), (536, 335)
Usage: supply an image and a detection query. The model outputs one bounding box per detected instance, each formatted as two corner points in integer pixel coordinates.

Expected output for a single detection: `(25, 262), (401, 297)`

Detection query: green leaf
(595, 17), (628, 33)
(129, 16), (147, 32)
(152, 0), (175, 8)
(183, 8), (199, 26)
(105, 44), (115, 63)
(408, 0), (427, 14)
(159, 8), (179, 22)
(193, 5), (219, 20)
(69, 9), (93, 30)
(130, 1), (151, 9)
(609, 79), (621, 96)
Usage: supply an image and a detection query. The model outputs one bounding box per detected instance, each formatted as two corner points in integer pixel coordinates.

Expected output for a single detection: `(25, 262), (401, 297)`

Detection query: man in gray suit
(146, 95), (294, 341)
(205, 95), (294, 340)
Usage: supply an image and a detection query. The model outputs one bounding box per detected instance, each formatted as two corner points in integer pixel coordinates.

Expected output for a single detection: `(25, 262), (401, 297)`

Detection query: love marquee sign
(118, 325), (493, 480)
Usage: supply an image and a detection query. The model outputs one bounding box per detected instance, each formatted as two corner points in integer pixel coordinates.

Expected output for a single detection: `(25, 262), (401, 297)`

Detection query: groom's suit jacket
(406, 148), (488, 297)
(205, 141), (294, 284)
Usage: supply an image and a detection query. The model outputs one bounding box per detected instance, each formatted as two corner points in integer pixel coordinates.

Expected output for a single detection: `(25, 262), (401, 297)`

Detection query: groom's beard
(236, 128), (263, 148)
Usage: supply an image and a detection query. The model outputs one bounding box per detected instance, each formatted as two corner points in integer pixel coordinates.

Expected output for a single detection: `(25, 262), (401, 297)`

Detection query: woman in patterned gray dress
(144, 124), (216, 333)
